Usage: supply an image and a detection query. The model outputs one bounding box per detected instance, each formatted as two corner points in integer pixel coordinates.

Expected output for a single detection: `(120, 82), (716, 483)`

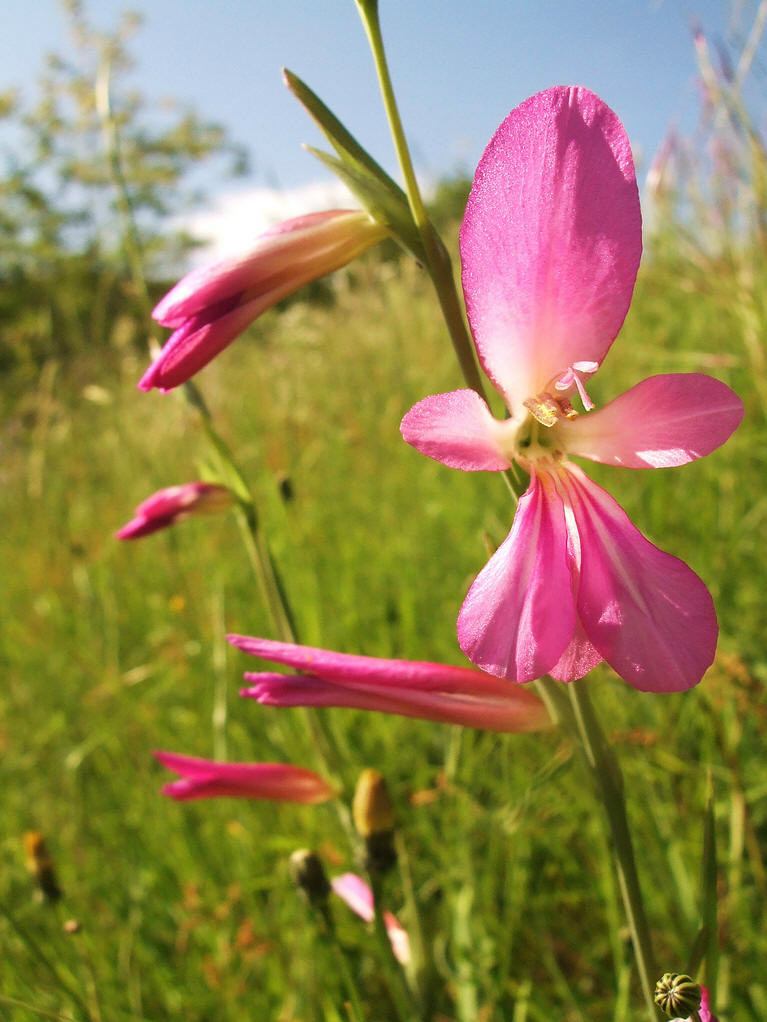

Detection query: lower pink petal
(457, 470), (575, 682)
(400, 390), (511, 471)
(559, 373), (744, 467)
(562, 465), (718, 691)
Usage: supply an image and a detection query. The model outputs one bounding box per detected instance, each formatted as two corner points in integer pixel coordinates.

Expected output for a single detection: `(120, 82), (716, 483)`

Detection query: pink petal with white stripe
(400, 390), (511, 471)
(460, 86), (641, 413)
(560, 373), (744, 467)
(561, 465), (718, 691)
(457, 470), (575, 682)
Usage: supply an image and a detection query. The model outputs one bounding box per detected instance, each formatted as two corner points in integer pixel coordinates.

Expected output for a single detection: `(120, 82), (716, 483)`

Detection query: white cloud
(180, 179), (358, 265)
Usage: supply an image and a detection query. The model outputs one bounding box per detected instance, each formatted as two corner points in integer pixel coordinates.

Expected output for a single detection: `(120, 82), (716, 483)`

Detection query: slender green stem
(368, 873), (421, 1022)
(567, 682), (662, 1022)
(354, 0), (486, 400)
(317, 904), (367, 1022)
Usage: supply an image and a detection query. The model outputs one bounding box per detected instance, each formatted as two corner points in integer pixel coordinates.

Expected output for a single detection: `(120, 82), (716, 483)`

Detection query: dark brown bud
(289, 849), (331, 906)
(23, 832), (62, 903)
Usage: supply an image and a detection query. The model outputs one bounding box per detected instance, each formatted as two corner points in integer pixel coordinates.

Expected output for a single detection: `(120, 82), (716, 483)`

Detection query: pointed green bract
(305, 146), (424, 257)
(700, 777), (718, 1007)
(284, 69), (424, 258)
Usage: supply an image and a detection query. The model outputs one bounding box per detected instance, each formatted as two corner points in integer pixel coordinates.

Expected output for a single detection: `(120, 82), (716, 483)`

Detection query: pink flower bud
(115, 482), (232, 539)
(154, 751), (334, 804)
(140, 210), (387, 391)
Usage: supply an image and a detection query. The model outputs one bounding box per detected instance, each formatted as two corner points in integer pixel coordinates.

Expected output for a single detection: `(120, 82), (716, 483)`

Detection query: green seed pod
(654, 973), (702, 1018)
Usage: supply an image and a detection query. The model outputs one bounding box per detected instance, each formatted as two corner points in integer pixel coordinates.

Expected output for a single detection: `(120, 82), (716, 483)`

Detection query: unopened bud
(289, 849), (331, 906)
(654, 973), (702, 1018)
(353, 769), (395, 838)
(353, 769), (397, 875)
(23, 832), (62, 903)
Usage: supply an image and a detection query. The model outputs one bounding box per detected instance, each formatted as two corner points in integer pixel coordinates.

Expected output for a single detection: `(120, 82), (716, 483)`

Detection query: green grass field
(1, 225), (765, 1022)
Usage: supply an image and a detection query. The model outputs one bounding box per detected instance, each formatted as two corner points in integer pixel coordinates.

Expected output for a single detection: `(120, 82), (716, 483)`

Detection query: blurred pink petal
(141, 210), (387, 391)
(401, 86), (743, 691)
(560, 373), (743, 467)
(459, 86), (641, 414)
(400, 390), (512, 470)
(229, 635), (550, 733)
(115, 482), (232, 539)
(154, 751), (334, 804)
(331, 872), (410, 965)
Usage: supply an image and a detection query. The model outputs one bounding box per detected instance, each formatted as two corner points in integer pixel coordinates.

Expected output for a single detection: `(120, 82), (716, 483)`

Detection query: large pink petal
(457, 470), (576, 682)
(460, 86), (641, 414)
(561, 465), (718, 692)
(559, 373), (744, 467)
(399, 390), (512, 471)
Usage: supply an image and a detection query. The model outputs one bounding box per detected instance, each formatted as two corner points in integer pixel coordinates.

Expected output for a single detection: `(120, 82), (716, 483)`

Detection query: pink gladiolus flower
(115, 482), (232, 539)
(140, 210), (388, 391)
(400, 86), (743, 693)
(331, 872), (410, 965)
(227, 635), (551, 733)
(155, 750), (334, 804)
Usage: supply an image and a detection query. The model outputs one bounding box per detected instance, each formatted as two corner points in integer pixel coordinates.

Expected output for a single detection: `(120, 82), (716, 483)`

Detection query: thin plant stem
(317, 904), (367, 1022)
(566, 681), (662, 1022)
(368, 873), (421, 1022)
(354, 0), (486, 401)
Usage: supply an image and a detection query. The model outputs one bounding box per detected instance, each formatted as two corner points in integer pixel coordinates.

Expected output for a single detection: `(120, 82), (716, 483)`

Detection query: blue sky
(3, 1), (760, 251)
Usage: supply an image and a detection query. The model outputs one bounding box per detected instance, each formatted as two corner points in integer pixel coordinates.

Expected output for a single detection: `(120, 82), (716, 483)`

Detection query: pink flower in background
(401, 86), (743, 693)
(331, 872), (410, 965)
(140, 210), (388, 392)
(115, 482), (232, 539)
(155, 751), (334, 804)
(228, 635), (550, 733)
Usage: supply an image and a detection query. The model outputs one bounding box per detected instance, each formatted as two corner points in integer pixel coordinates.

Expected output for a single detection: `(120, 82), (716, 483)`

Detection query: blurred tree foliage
(0, 0), (247, 373)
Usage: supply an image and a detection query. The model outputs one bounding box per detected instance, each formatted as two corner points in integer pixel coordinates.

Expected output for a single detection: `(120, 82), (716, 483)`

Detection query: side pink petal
(400, 390), (511, 471)
(562, 465), (718, 692)
(460, 86), (641, 413)
(559, 373), (744, 467)
(457, 470), (576, 682)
